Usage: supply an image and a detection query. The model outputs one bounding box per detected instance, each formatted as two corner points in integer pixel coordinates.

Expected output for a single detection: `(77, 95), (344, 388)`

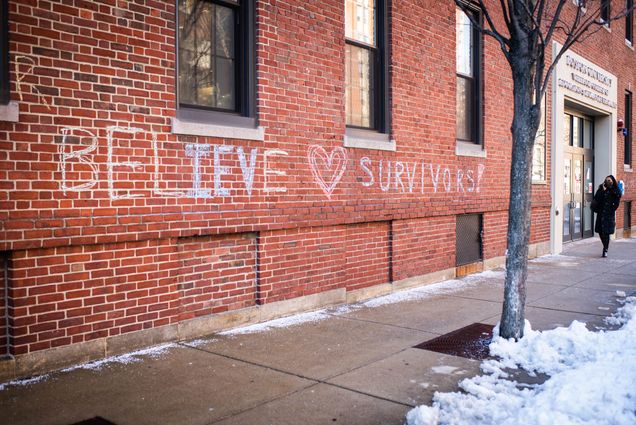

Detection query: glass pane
(456, 8), (473, 76)
(179, 0), (214, 107)
(216, 57), (235, 109)
(532, 99), (546, 181)
(563, 114), (571, 146)
(572, 116), (581, 147)
(563, 157), (571, 238)
(584, 160), (593, 231)
(345, 0), (375, 45)
(178, 0), (236, 111)
(583, 119), (593, 149)
(532, 144), (545, 181)
(573, 159), (582, 235)
(456, 76), (473, 141)
(346, 44), (374, 128)
(215, 5), (235, 59)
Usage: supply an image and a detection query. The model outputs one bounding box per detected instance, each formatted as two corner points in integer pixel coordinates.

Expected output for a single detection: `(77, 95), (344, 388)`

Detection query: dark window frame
(1, 0), (9, 105)
(600, 0), (610, 25)
(627, 0), (634, 44)
(456, 4), (483, 146)
(344, 0), (390, 134)
(176, 0), (256, 127)
(626, 90), (633, 166)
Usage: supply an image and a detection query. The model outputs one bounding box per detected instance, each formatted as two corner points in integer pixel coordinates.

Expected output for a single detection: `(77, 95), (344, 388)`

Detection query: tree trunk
(499, 59), (539, 340)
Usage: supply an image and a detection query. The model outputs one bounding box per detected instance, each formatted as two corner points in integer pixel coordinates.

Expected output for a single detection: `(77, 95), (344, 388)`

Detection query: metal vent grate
(456, 214), (482, 266)
(413, 323), (493, 360)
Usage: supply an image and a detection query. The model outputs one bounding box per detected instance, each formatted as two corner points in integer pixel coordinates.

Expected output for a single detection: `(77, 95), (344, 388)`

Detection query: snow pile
(406, 297), (636, 425)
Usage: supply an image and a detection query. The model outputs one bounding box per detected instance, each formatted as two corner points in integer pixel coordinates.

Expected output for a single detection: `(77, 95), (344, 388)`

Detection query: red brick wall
(0, 0), (633, 357)
(177, 233), (258, 319)
(344, 222), (390, 291)
(393, 216), (456, 281)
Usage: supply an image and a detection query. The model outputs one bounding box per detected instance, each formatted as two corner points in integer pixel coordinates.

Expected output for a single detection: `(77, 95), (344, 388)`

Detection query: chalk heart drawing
(307, 145), (348, 199)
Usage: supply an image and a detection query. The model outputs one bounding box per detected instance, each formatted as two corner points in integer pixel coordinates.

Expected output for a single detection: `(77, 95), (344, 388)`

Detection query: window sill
(532, 179), (547, 185)
(456, 141), (486, 158)
(344, 128), (395, 151)
(0, 101), (19, 122)
(625, 164), (633, 172)
(172, 117), (265, 141)
(626, 40), (634, 50)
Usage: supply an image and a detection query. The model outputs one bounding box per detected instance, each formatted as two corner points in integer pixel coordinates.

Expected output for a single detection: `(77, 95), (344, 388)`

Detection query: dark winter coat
(593, 184), (621, 235)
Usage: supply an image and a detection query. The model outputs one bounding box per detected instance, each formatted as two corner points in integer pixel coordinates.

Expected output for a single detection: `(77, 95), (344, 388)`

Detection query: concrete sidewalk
(1, 237), (635, 425)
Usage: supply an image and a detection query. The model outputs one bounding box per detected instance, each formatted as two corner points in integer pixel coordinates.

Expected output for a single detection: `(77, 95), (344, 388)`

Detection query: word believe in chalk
(59, 126), (486, 200)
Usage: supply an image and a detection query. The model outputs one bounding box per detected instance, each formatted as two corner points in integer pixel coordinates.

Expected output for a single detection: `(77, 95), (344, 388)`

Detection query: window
(627, 0), (634, 44)
(564, 113), (594, 149)
(177, 0), (255, 127)
(532, 97), (547, 183)
(626, 90), (633, 166)
(1, 0), (8, 105)
(456, 6), (482, 145)
(345, 0), (389, 133)
(600, 0), (610, 25)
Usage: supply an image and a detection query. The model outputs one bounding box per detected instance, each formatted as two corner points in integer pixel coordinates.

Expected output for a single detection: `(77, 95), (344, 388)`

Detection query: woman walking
(592, 175), (621, 257)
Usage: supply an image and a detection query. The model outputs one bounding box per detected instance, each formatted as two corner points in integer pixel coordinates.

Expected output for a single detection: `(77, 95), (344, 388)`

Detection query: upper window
(626, 90), (633, 166)
(345, 0), (389, 133)
(177, 0), (255, 123)
(627, 0), (634, 44)
(456, 6), (482, 145)
(600, 0), (610, 25)
(1, 0), (9, 105)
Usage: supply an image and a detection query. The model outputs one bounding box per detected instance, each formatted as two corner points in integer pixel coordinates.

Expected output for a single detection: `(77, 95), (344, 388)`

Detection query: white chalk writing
(307, 145), (347, 199)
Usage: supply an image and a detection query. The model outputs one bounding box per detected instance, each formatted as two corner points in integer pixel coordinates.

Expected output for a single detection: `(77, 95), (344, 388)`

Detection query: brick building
(0, 0), (634, 380)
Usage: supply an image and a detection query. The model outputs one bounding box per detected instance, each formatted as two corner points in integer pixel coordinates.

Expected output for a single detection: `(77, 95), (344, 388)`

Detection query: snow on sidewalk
(406, 295), (636, 425)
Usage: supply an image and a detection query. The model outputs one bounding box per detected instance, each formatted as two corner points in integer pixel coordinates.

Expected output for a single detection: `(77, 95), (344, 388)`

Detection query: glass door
(583, 158), (594, 238)
(563, 153), (584, 242)
(563, 155), (572, 242)
(563, 112), (595, 242)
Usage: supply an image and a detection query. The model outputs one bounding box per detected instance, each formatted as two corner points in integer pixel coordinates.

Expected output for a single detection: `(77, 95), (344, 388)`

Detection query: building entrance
(562, 112), (595, 243)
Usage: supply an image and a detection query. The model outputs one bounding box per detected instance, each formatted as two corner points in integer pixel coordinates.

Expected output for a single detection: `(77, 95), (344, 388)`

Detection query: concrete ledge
(0, 101), (19, 122)
(172, 117), (265, 141)
(178, 307), (260, 341)
(259, 288), (346, 322)
(107, 324), (179, 357)
(0, 357), (16, 382)
(393, 268), (456, 291)
(483, 255), (506, 270)
(529, 241), (552, 258)
(14, 339), (105, 380)
(346, 283), (392, 304)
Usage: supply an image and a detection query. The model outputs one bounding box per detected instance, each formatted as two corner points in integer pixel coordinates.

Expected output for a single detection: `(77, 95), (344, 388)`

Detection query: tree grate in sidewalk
(69, 417), (117, 425)
(413, 323), (494, 360)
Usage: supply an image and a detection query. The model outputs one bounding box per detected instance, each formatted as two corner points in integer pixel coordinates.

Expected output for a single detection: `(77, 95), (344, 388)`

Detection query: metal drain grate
(414, 323), (494, 360)
(69, 418), (117, 425)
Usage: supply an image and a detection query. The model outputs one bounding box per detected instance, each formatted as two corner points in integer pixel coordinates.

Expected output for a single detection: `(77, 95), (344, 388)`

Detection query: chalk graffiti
(307, 145), (348, 199)
(263, 149), (288, 193)
(15, 55), (52, 111)
(359, 158), (485, 194)
(58, 127), (99, 194)
(59, 126), (291, 200)
(58, 128), (486, 201)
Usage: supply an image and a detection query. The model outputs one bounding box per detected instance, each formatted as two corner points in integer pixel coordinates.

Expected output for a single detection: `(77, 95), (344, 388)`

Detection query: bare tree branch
(454, 0), (512, 62)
